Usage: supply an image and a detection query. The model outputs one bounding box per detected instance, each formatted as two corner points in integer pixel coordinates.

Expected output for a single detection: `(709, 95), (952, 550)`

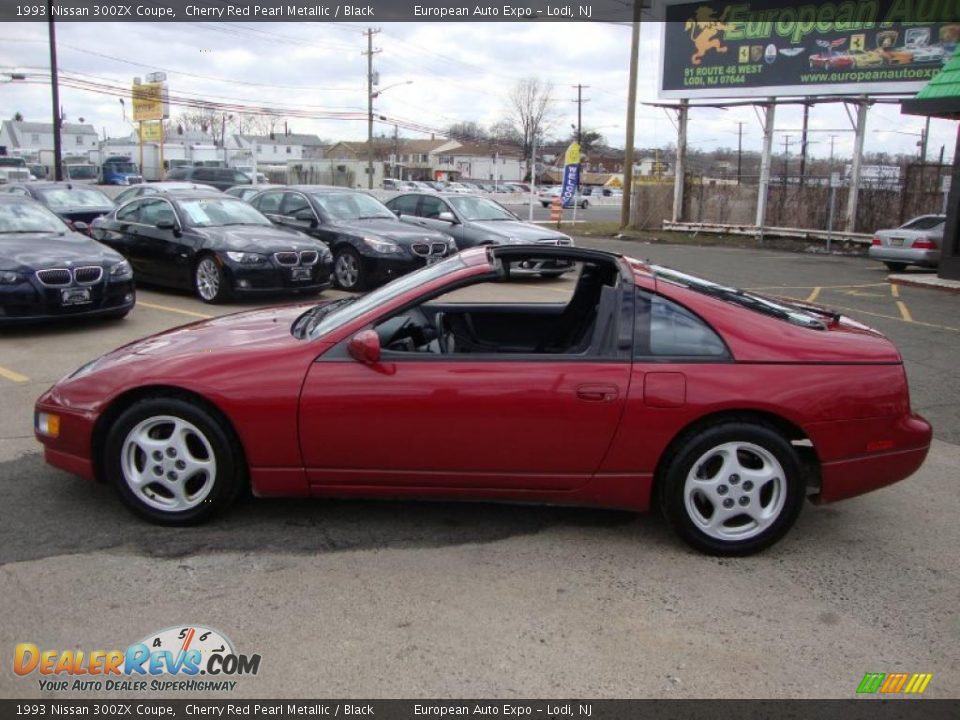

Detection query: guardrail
(661, 220), (874, 245)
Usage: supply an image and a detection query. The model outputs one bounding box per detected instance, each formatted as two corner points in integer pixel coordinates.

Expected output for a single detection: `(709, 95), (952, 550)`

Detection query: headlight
(0, 270), (24, 285)
(362, 237), (400, 254)
(108, 260), (133, 280)
(225, 251), (266, 264)
(499, 237), (528, 245)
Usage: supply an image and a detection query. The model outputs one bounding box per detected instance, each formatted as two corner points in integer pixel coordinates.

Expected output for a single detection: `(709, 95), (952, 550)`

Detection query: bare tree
(504, 77), (555, 179)
(446, 121), (488, 143)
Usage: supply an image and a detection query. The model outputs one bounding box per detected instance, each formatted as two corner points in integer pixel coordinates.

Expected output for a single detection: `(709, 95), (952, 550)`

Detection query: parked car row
(0, 179), (577, 322)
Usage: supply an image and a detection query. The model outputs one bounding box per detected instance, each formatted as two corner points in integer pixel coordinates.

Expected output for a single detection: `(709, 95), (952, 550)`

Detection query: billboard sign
(139, 121), (163, 142)
(660, 0), (960, 99)
(131, 82), (169, 121)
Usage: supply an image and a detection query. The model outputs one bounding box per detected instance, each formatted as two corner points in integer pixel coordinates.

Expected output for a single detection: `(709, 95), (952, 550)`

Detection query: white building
(0, 120), (98, 164)
(434, 143), (523, 183)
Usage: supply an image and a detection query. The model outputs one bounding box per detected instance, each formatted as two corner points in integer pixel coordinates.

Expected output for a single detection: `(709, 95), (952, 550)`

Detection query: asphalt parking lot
(1, 238), (958, 699)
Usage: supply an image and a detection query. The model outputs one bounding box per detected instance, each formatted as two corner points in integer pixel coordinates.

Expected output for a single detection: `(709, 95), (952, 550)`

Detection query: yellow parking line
(0, 365), (29, 383)
(137, 302), (213, 319)
(896, 300), (913, 322)
(890, 284), (900, 298)
(805, 287), (821, 303)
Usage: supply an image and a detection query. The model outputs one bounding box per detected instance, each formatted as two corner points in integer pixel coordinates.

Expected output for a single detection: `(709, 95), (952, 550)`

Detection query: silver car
(869, 214), (945, 271)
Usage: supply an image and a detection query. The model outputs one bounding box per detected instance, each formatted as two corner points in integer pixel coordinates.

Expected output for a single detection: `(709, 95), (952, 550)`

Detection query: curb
(888, 273), (960, 294)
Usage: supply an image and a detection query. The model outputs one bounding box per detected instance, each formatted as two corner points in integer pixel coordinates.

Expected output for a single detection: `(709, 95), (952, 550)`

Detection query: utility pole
(829, 134), (837, 166)
(736, 121), (745, 185)
(363, 27), (381, 190)
(921, 115), (930, 162)
(620, 1), (641, 228)
(572, 84), (590, 146)
(799, 101), (810, 187)
(47, 0), (62, 181)
(781, 134), (792, 185)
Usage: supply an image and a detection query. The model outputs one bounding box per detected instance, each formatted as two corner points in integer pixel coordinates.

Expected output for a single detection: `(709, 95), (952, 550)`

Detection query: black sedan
(0, 196), (135, 323)
(385, 192), (575, 277)
(91, 192), (333, 303)
(1, 182), (115, 235)
(248, 186), (456, 290)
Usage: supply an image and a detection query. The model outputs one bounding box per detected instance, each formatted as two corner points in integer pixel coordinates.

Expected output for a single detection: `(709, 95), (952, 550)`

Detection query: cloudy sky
(1, 19), (956, 164)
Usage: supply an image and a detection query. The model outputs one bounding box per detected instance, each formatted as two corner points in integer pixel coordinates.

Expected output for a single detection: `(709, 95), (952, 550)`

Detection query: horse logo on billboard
(685, 6), (732, 65)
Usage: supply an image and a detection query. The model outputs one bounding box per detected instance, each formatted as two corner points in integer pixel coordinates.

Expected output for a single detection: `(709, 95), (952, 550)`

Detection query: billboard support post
(671, 99), (688, 223)
(845, 99), (869, 233)
(755, 98), (776, 239)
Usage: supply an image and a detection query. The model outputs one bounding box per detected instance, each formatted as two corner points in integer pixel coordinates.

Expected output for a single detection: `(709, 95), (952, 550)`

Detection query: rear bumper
(868, 246), (940, 266)
(813, 413), (933, 503)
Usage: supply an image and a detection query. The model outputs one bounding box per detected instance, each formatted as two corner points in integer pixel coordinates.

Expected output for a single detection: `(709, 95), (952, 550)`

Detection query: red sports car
(34, 246), (931, 555)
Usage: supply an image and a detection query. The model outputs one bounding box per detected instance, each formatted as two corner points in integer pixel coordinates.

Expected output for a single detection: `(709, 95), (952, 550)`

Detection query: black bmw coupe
(91, 191), (333, 303)
(0, 196), (135, 324)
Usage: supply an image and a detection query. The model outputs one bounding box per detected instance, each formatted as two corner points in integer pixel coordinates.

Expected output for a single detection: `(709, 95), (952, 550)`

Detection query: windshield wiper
(684, 282), (825, 329)
(292, 297), (356, 338)
(357, 215), (392, 220)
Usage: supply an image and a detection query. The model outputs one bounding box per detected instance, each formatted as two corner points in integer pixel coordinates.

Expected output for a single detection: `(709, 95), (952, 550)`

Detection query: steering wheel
(434, 311), (450, 354)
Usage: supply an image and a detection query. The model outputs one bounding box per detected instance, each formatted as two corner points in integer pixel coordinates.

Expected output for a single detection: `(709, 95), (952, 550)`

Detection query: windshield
(37, 186), (112, 209)
(108, 162), (138, 174)
(65, 165), (97, 179)
(447, 196), (516, 221)
(0, 201), (68, 235)
(305, 255), (466, 339)
(311, 191), (394, 221)
(652, 265), (828, 329)
(178, 197), (272, 227)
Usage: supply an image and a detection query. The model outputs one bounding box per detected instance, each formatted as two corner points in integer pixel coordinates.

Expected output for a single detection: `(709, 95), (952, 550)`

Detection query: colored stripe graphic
(858, 672), (932, 694)
(857, 673), (885, 694)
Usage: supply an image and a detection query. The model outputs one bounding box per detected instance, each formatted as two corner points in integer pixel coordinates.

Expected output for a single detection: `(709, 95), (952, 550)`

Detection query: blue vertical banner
(560, 142), (581, 209)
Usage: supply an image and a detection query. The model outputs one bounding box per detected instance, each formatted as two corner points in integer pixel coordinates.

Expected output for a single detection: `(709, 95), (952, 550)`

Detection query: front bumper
(0, 277), (135, 324)
(869, 246), (940, 267)
(360, 253), (444, 285)
(225, 259), (333, 295)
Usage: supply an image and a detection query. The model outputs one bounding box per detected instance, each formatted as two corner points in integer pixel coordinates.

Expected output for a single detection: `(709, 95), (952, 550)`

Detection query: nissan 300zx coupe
(34, 246), (931, 555)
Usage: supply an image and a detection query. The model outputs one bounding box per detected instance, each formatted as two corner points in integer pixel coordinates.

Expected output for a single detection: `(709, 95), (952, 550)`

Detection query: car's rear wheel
(333, 246), (366, 290)
(884, 261), (908, 272)
(104, 398), (243, 525)
(659, 422), (805, 556)
(194, 255), (231, 303)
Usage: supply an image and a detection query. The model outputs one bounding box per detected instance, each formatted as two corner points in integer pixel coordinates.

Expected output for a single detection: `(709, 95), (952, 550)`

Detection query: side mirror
(348, 329), (381, 365)
(438, 211), (457, 223)
(295, 209), (318, 228)
(71, 221), (89, 232)
(156, 220), (177, 231)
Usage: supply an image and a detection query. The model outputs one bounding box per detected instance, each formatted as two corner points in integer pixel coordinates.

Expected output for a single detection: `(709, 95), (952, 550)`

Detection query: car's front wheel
(884, 261), (908, 272)
(194, 255), (231, 303)
(104, 398), (243, 525)
(659, 421), (805, 556)
(333, 246), (366, 290)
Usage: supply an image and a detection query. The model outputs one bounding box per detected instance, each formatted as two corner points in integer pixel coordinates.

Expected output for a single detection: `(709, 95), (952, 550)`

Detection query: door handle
(576, 384), (619, 402)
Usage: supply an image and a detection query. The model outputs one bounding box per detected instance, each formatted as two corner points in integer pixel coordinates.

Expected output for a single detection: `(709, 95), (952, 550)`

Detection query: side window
(635, 290), (728, 359)
(138, 199), (176, 227)
(253, 191), (283, 214)
(420, 196), (449, 219)
(116, 200), (142, 223)
(167, 168), (187, 180)
(232, 171), (250, 184)
(391, 194), (420, 216)
(193, 168), (213, 181)
(281, 193), (311, 217)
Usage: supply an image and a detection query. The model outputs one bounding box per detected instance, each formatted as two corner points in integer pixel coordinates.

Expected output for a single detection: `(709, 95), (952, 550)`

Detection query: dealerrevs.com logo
(14, 625), (261, 692)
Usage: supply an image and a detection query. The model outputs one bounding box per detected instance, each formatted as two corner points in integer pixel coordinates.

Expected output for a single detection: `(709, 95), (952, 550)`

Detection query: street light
(368, 80), (412, 189)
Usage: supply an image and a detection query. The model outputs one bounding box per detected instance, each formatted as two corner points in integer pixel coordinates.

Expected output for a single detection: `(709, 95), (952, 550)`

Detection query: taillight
(871, 236), (881, 245)
(913, 239), (936, 249)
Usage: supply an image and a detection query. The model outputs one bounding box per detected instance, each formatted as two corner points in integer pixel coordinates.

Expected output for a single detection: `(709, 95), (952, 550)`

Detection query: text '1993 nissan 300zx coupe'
(34, 246), (931, 555)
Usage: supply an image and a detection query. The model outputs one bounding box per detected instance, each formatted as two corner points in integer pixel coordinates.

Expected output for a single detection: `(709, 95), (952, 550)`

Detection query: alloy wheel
(335, 252), (359, 288)
(196, 257), (221, 301)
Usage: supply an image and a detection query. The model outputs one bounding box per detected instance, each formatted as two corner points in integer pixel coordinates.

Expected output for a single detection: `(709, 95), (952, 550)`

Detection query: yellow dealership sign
(131, 82), (166, 121)
(139, 121), (162, 142)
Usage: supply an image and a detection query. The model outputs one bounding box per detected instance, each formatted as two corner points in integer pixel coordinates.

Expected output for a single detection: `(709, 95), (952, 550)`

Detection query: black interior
(375, 260), (621, 357)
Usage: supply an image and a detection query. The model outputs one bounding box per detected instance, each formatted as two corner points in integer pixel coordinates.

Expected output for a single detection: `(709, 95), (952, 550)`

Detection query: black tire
(884, 261), (908, 272)
(332, 246), (366, 291)
(658, 421), (805, 556)
(194, 254), (232, 304)
(104, 397), (244, 525)
(541, 201), (550, 208)
(580, 200), (589, 209)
